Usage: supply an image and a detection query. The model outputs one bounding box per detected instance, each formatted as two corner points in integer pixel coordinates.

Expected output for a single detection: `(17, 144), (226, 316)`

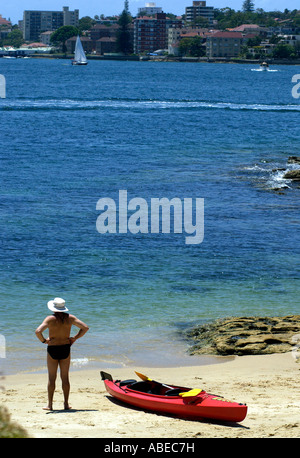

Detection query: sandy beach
(1, 352), (299, 439)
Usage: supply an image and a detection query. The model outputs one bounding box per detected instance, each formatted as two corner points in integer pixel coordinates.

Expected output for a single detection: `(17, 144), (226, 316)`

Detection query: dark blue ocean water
(0, 58), (299, 374)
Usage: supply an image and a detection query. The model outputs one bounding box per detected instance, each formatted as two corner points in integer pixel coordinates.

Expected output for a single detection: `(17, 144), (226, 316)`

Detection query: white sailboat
(72, 35), (88, 65)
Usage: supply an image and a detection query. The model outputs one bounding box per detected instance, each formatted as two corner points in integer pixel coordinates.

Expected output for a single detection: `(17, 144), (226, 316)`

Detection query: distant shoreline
(22, 54), (300, 65)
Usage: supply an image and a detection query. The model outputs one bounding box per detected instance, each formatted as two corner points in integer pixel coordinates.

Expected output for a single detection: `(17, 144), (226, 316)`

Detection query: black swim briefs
(47, 344), (71, 360)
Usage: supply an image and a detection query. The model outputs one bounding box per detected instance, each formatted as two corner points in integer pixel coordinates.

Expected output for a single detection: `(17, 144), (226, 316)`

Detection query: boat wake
(251, 68), (278, 72)
(1, 97), (299, 112)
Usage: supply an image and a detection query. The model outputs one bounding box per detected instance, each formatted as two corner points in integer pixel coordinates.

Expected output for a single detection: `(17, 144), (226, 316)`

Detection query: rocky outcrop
(283, 170), (300, 180)
(282, 156), (300, 180)
(288, 156), (300, 164)
(184, 315), (300, 356)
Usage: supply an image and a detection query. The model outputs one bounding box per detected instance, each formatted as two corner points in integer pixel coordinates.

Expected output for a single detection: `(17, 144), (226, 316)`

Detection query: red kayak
(101, 371), (247, 423)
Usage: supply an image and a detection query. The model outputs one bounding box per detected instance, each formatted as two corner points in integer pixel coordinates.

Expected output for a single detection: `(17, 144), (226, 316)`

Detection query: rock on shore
(283, 157), (300, 180)
(184, 315), (300, 356)
(287, 156), (300, 164)
(283, 170), (300, 180)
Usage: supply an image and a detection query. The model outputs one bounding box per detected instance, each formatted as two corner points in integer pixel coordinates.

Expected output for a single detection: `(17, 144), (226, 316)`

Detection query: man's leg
(45, 352), (58, 410)
(59, 354), (71, 410)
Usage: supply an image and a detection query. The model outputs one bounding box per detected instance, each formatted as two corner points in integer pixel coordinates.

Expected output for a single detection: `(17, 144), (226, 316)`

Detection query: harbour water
(0, 58), (299, 374)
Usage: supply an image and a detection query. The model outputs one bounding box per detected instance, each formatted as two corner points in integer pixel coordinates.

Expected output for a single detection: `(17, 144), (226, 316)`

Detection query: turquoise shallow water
(0, 59), (299, 374)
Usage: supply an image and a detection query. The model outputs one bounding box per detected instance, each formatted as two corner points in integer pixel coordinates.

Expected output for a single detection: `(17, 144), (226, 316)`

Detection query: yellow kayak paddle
(135, 371), (173, 389)
(135, 372), (203, 397)
(179, 389), (203, 397)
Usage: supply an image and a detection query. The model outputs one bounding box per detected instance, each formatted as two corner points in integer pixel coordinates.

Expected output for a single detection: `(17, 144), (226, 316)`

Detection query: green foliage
(240, 41), (299, 60)
(242, 0), (255, 13)
(179, 37), (206, 57)
(246, 35), (261, 46)
(269, 35), (282, 44)
(272, 43), (296, 58)
(78, 16), (96, 32)
(0, 405), (29, 438)
(50, 26), (79, 45)
(213, 7), (300, 29)
(186, 16), (210, 27)
(0, 28), (24, 48)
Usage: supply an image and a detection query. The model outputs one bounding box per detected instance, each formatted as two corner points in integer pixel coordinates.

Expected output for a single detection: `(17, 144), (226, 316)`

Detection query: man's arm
(35, 317), (50, 344)
(69, 316), (89, 345)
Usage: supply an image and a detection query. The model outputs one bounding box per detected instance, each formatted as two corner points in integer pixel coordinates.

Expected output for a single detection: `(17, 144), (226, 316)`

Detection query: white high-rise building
(138, 3), (163, 16)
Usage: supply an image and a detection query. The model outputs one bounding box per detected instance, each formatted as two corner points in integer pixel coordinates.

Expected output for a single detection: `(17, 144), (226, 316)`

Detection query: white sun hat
(47, 297), (69, 313)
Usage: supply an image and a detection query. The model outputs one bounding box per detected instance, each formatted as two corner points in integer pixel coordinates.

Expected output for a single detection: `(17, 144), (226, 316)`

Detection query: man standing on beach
(35, 297), (89, 410)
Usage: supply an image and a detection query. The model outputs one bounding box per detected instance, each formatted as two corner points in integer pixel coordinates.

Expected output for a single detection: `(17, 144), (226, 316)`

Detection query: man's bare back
(36, 313), (89, 346)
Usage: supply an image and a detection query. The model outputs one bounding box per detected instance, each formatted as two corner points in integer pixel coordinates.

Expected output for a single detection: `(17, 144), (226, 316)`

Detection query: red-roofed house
(230, 24), (265, 34)
(206, 31), (243, 58)
(0, 14), (12, 41)
(90, 23), (120, 41)
(21, 42), (46, 48)
(0, 14), (11, 26)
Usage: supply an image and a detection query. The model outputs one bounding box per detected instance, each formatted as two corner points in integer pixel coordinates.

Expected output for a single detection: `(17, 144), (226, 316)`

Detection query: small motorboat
(101, 371), (247, 423)
(260, 61), (269, 70)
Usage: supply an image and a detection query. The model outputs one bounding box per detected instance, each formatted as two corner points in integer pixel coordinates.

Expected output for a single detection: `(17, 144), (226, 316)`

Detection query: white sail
(74, 35), (87, 64)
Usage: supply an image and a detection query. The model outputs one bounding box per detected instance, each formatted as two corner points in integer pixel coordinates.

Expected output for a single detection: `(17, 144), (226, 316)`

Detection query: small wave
(266, 170), (292, 189)
(242, 165), (269, 172)
(71, 357), (91, 367)
(1, 97), (299, 112)
(240, 160), (300, 190)
(251, 68), (278, 72)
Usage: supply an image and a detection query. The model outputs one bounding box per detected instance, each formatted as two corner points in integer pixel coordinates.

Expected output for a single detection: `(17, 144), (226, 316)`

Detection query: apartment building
(168, 25), (208, 55)
(138, 2), (163, 16)
(23, 6), (79, 41)
(134, 13), (182, 54)
(185, 1), (214, 25)
(206, 31), (243, 58)
(90, 24), (120, 41)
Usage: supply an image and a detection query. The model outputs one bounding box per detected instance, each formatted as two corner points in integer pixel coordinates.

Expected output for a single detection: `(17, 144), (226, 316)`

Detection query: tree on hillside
(246, 35), (261, 46)
(242, 0), (255, 12)
(1, 28), (24, 47)
(179, 37), (206, 57)
(116, 0), (133, 54)
(272, 43), (296, 58)
(50, 25), (79, 52)
(78, 16), (96, 32)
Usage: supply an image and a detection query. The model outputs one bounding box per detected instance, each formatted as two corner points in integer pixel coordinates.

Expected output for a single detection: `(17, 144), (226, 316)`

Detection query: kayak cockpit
(101, 372), (189, 397)
(119, 380), (190, 397)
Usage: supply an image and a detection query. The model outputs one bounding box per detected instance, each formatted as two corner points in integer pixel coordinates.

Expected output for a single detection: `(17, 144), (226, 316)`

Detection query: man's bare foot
(64, 403), (72, 410)
(43, 406), (53, 411)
